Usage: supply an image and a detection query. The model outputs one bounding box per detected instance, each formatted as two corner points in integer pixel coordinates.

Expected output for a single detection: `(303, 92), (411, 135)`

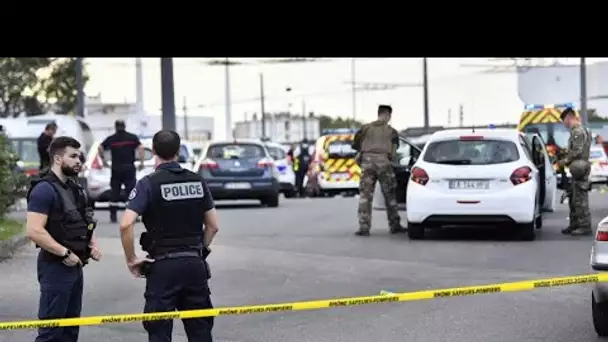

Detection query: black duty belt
(153, 250), (202, 261)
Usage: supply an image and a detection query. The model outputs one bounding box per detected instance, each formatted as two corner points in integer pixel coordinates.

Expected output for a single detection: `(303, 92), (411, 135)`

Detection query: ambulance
(518, 103), (578, 167)
(309, 128), (361, 197)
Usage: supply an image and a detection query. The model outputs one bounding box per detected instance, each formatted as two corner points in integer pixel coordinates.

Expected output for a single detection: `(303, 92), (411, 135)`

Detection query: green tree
(0, 58), (52, 117)
(0, 132), (27, 218)
(43, 58), (90, 115)
(318, 115), (363, 131)
(588, 108), (608, 122)
(0, 58), (89, 117)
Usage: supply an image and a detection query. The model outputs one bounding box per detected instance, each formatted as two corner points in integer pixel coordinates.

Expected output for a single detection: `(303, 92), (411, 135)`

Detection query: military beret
(560, 107), (575, 121)
(378, 105), (392, 114)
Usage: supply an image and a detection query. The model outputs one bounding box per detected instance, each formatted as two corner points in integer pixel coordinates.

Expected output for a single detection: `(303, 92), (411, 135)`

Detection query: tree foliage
(588, 108), (608, 123)
(0, 58), (88, 117)
(318, 115), (363, 130)
(0, 131), (28, 218)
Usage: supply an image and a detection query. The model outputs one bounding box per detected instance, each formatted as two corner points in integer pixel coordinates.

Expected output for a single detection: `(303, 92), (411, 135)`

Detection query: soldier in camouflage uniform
(351, 105), (407, 236)
(558, 107), (592, 236)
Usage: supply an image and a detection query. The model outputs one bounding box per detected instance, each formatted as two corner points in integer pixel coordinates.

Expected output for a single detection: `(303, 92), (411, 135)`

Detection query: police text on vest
(160, 182), (204, 201)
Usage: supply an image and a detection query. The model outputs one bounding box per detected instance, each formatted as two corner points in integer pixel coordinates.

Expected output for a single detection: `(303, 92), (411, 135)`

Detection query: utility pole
(351, 58), (357, 124)
(135, 58), (145, 136)
(302, 100), (307, 141)
(459, 104), (464, 127)
(580, 57), (588, 125)
(447, 108), (452, 127)
(225, 57), (233, 140)
(160, 58), (176, 131)
(183, 96), (189, 140)
(423, 58), (430, 132)
(259, 73), (266, 139)
(75, 58), (85, 117)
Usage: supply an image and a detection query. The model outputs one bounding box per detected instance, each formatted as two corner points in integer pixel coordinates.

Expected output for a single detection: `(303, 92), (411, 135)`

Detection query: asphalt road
(1, 193), (607, 342)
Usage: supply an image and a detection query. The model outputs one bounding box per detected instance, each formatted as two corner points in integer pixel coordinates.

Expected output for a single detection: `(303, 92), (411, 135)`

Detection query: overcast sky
(84, 58), (600, 140)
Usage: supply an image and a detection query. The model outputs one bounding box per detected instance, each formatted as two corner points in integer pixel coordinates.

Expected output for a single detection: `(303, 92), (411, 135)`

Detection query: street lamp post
(160, 58), (176, 131)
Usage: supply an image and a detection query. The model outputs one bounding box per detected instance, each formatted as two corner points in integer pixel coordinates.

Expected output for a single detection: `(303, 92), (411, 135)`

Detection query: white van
(3, 114), (94, 174)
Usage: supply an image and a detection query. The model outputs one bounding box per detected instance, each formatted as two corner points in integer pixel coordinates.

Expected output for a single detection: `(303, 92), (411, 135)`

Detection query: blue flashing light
(524, 103), (576, 110)
(322, 128), (359, 135)
(488, 124), (496, 129)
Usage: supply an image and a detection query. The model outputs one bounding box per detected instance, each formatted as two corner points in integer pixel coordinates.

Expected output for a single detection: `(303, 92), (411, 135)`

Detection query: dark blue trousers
(143, 257), (213, 342)
(35, 251), (83, 342)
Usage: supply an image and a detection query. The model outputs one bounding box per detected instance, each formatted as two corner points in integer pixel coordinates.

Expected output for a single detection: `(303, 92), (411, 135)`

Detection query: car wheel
(407, 222), (425, 240)
(593, 293), (608, 337)
(263, 194), (280, 208)
(515, 221), (536, 241)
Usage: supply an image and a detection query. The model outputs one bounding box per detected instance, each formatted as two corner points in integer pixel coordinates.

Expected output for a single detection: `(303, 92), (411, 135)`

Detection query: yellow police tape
(0, 273), (605, 331)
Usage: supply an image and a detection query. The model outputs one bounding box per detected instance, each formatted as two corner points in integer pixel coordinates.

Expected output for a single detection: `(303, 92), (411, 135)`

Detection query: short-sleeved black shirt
(101, 131), (141, 167)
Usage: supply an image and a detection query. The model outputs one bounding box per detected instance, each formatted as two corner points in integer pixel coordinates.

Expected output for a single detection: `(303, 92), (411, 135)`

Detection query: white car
(405, 128), (557, 241)
(84, 138), (197, 207)
(590, 215), (608, 336)
(264, 142), (296, 198)
(589, 145), (608, 184)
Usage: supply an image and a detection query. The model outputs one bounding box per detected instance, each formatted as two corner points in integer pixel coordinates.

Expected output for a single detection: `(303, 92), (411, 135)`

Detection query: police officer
(293, 139), (312, 197)
(99, 120), (145, 223)
(119, 130), (219, 342)
(352, 105), (406, 236)
(26, 136), (101, 342)
(37, 123), (57, 172)
(558, 107), (592, 236)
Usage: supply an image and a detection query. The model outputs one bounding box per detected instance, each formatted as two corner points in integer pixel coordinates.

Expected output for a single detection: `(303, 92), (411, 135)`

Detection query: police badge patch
(128, 188), (137, 201)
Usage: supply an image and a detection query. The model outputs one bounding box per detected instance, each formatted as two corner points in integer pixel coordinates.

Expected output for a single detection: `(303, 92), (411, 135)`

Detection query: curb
(0, 233), (30, 261)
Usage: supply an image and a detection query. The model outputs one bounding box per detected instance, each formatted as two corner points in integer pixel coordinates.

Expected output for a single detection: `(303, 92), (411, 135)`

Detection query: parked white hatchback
(590, 215), (608, 336)
(405, 128), (557, 241)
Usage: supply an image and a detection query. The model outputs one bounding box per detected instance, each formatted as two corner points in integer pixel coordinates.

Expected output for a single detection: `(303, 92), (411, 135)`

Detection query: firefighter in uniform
(292, 139), (312, 197)
(558, 107), (593, 236)
(26, 136), (101, 342)
(99, 120), (145, 223)
(119, 130), (219, 342)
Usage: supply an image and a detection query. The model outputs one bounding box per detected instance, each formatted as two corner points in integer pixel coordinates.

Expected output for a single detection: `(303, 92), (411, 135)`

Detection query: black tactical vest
(141, 167), (206, 256)
(27, 173), (91, 260)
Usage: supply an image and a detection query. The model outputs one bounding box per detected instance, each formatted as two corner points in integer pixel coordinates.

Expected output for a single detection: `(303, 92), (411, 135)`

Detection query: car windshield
(326, 139), (356, 157)
(266, 146), (286, 160)
(207, 143), (265, 159)
(423, 139), (520, 165)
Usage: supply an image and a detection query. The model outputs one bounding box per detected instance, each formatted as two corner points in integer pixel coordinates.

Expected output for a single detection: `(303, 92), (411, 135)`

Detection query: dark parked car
(196, 140), (280, 207)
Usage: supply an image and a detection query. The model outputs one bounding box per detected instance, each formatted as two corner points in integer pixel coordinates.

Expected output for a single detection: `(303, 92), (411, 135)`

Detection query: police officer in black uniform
(99, 120), (145, 223)
(26, 136), (101, 342)
(119, 130), (219, 342)
(294, 139), (312, 197)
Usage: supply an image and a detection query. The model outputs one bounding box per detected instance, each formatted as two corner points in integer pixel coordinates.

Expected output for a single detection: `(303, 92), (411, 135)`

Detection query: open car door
(531, 135), (557, 212)
(373, 137), (422, 211)
(535, 136), (557, 212)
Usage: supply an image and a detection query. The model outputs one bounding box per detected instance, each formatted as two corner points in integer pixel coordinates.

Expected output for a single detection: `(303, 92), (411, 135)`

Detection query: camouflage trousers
(566, 179), (591, 231)
(357, 157), (401, 231)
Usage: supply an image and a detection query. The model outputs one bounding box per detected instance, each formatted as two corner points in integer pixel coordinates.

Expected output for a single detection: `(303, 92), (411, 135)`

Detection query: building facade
(233, 113), (320, 143)
(84, 95), (214, 142)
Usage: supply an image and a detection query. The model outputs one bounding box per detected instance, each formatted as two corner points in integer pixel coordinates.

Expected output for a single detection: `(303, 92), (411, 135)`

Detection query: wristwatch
(62, 249), (72, 259)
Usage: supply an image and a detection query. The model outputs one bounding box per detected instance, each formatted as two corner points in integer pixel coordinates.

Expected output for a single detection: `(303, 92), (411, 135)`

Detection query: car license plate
(225, 182), (251, 190)
(449, 180), (489, 190)
(331, 173), (349, 180)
